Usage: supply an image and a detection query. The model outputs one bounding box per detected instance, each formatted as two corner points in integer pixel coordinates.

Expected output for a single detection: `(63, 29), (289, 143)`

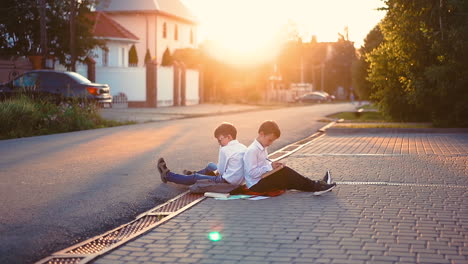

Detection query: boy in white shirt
(243, 120), (336, 195)
(158, 122), (247, 187)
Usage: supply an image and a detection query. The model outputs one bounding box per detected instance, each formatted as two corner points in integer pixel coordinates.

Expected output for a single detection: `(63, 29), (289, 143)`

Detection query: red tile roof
(89, 11), (139, 41)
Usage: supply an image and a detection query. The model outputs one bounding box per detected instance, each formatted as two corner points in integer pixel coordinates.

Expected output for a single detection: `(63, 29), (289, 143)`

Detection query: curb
(35, 120), (339, 264)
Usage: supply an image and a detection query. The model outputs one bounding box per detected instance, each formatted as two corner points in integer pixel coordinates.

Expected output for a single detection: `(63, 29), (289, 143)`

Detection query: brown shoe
(157, 158), (169, 183)
(182, 169), (194, 175)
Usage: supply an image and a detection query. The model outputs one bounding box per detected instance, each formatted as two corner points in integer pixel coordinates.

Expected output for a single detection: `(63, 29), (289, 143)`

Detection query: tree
(0, 0), (102, 70)
(144, 49), (152, 65)
(161, 47), (173, 66)
(352, 25), (383, 100)
(128, 44), (138, 66)
(367, 0), (468, 126)
(327, 36), (356, 97)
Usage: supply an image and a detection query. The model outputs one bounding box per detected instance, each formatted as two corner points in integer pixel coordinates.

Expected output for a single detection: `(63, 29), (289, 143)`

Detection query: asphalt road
(0, 103), (355, 264)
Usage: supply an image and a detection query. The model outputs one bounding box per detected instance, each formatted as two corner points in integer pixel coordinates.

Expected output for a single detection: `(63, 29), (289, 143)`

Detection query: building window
(121, 47), (125, 66)
(174, 25), (178, 41)
(163, 22), (167, 38)
(102, 48), (108, 66)
(190, 28), (194, 44)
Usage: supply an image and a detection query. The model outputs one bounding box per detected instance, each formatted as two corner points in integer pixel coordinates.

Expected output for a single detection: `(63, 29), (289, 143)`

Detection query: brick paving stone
(91, 131), (467, 264)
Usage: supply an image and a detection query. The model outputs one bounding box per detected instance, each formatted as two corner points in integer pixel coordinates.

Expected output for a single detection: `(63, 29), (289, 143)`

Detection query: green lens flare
(208, 231), (222, 241)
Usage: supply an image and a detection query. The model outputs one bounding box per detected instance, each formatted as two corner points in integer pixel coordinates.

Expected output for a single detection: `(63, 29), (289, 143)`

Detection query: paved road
(0, 103), (355, 264)
(93, 129), (468, 264)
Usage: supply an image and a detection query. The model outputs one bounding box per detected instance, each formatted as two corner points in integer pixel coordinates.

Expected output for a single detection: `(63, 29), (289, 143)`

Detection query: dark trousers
(250, 166), (320, 193)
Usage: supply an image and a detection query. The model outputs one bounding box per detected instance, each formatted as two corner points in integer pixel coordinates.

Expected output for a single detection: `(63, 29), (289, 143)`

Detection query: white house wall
(60, 62), (198, 107)
(96, 66), (146, 101)
(105, 13), (196, 67)
(185, 69), (199, 105)
(157, 66), (174, 106)
(156, 16), (197, 59)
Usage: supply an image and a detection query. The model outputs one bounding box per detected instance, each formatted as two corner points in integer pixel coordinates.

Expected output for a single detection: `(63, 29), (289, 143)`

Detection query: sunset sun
(183, 0), (385, 65)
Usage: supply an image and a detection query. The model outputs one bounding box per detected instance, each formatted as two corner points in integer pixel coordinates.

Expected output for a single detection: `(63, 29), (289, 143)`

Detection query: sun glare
(183, 0), (386, 65)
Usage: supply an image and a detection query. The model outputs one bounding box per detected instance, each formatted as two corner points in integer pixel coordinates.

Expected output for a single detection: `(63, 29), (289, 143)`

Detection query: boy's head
(214, 122), (237, 146)
(257, 120), (281, 148)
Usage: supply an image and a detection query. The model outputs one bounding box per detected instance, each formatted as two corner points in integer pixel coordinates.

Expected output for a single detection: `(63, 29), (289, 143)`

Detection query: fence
(0, 58), (33, 83)
(59, 62), (199, 108)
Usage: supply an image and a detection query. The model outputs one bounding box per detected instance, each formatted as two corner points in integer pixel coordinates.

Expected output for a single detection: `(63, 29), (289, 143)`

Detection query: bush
(0, 96), (127, 140)
(129, 44), (138, 66)
(0, 95), (41, 138)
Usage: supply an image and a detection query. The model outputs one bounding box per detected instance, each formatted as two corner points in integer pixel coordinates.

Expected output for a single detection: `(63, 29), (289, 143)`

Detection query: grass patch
(328, 111), (387, 122)
(334, 123), (433, 129)
(0, 96), (134, 140)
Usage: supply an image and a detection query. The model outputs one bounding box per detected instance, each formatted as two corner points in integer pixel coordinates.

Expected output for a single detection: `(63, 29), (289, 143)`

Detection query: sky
(182, 0), (387, 64)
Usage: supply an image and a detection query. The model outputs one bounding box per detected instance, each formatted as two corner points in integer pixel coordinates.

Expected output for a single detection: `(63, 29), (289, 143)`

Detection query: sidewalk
(99, 104), (269, 123)
(39, 127), (468, 264)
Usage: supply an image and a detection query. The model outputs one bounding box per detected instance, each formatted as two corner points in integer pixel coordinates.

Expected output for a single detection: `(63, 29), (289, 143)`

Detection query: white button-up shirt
(243, 139), (273, 188)
(218, 140), (247, 185)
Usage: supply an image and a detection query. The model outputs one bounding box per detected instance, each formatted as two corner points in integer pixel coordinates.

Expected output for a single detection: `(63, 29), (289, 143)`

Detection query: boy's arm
(244, 148), (272, 180)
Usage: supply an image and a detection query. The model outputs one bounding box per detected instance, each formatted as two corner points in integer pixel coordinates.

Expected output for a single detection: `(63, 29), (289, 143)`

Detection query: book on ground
(204, 192), (230, 198)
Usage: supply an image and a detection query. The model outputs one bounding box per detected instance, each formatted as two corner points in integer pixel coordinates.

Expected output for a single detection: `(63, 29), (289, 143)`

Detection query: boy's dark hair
(258, 120), (281, 138)
(214, 122), (237, 139)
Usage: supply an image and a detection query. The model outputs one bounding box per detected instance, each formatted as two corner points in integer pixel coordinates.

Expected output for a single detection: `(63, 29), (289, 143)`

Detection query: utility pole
(39, 0), (47, 68)
(320, 63), (325, 92)
(70, 0), (76, 71)
(439, 0), (444, 40)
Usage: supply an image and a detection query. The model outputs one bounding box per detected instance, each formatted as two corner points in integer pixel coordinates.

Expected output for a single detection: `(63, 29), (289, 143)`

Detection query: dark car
(0, 70), (112, 107)
(295, 92), (328, 103)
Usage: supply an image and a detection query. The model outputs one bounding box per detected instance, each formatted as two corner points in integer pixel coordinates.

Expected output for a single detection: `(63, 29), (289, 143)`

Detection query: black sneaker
(322, 170), (332, 184)
(312, 181), (336, 196)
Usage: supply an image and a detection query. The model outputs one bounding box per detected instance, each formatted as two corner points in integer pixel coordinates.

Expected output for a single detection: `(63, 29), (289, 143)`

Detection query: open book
(260, 165), (284, 179)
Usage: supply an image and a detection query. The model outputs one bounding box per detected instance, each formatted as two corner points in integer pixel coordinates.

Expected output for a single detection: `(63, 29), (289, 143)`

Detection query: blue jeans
(166, 163), (226, 185)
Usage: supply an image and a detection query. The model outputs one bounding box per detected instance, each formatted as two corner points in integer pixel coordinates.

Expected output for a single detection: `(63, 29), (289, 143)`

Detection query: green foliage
(128, 44), (138, 66)
(0, 96), (126, 140)
(328, 111), (387, 122)
(161, 47), (173, 66)
(144, 49), (152, 65)
(327, 37), (356, 95)
(367, 0), (468, 127)
(0, 0), (102, 68)
(278, 37), (356, 95)
(352, 25), (383, 100)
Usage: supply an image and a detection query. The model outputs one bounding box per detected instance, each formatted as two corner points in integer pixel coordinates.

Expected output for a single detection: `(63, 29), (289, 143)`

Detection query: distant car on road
(0, 70), (112, 107)
(314, 91), (335, 102)
(295, 92), (328, 103)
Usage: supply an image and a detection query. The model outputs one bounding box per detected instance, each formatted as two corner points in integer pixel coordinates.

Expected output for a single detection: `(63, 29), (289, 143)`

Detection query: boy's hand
(271, 161), (284, 169)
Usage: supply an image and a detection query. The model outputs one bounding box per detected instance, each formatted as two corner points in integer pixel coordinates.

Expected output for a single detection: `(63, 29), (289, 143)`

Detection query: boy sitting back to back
(243, 120), (336, 195)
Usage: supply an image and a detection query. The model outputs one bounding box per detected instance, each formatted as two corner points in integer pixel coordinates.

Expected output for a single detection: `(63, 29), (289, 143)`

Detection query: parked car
(0, 70), (112, 107)
(312, 91), (335, 102)
(295, 92), (328, 103)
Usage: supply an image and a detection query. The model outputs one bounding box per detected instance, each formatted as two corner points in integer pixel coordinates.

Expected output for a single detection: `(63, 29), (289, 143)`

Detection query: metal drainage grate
(295, 137), (315, 145)
(268, 151), (289, 160)
(41, 257), (84, 264)
(149, 192), (203, 214)
(282, 145), (301, 152)
(65, 215), (166, 255)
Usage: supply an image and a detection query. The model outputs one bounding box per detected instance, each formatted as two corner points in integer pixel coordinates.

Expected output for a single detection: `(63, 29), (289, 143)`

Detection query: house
(90, 11), (139, 68)
(96, 0), (198, 66)
(72, 0), (200, 107)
